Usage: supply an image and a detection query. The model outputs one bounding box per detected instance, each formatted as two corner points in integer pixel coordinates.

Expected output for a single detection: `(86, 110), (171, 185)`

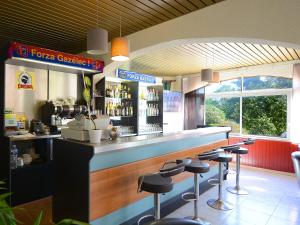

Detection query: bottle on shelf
(129, 103), (133, 116)
(115, 85), (120, 98)
(124, 85), (128, 99)
(155, 90), (159, 101)
(125, 103), (129, 116)
(121, 103), (126, 116)
(128, 87), (131, 99)
(106, 86), (111, 97)
(147, 103), (159, 116)
(10, 145), (18, 169)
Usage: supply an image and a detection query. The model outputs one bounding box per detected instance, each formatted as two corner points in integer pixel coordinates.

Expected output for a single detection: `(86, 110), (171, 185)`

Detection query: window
(205, 76), (291, 138)
(205, 78), (241, 94)
(242, 95), (287, 137)
(243, 76), (292, 90)
(205, 97), (240, 133)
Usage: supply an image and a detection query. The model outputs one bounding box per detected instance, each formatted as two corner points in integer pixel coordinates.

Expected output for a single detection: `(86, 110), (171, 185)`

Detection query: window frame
(205, 76), (292, 140)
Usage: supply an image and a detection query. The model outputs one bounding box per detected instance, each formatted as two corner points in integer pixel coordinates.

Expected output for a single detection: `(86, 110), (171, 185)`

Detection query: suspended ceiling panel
(120, 42), (300, 76)
(0, 0), (223, 53)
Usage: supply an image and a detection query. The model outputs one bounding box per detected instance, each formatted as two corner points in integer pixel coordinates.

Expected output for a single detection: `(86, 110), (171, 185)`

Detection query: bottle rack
(95, 78), (139, 137)
(138, 85), (163, 135)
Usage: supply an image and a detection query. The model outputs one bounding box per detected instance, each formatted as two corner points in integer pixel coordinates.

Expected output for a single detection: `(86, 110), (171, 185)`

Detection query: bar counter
(53, 127), (231, 225)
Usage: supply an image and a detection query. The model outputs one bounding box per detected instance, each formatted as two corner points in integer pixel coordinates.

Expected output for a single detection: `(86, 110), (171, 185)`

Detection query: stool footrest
(137, 214), (154, 225)
(182, 192), (196, 202)
(208, 178), (219, 186)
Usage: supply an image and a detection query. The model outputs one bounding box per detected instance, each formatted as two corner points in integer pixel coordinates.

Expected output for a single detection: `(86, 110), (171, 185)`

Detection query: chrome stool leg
(154, 193), (160, 220)
(182, 174), (210, 224)
(207, 162), (233, 211)
(193, 174), (210, 224)
(227, 154), (248, 195)
(137, 194), (159, 225)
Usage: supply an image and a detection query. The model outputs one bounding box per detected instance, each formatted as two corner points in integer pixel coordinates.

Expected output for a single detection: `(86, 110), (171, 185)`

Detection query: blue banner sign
(9, 42), (104, 72)
(116, 69), (156, 83)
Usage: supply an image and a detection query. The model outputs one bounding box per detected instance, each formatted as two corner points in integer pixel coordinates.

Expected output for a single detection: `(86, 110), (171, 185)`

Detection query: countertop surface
(6, 133), (61, 141)
(60, 127), (231, 154)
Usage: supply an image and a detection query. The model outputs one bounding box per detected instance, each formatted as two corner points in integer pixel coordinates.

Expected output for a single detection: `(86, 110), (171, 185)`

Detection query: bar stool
(138, 160), (198, 225)
(223, 138), (255, 195)
(180, 159), (210, 225)
(225, 146), (249, 195)
(198, 149), (233, 211)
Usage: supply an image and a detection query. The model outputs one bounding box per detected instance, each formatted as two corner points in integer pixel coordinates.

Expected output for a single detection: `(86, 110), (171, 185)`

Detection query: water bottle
(10, 145), (18, 169)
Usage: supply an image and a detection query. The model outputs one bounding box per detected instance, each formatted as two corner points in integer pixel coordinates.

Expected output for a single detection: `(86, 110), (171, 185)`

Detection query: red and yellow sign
(16, 71), (36, 90)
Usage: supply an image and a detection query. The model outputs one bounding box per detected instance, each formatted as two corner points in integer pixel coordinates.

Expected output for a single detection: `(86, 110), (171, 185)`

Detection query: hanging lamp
(201, 47), (220, 83)
(87, 0), (108, 55)
(201, 69), (220, 83)
(111, 16), (129, 61)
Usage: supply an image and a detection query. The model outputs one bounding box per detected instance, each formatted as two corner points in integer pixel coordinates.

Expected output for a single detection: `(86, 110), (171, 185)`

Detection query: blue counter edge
(90, 132), (227, 172)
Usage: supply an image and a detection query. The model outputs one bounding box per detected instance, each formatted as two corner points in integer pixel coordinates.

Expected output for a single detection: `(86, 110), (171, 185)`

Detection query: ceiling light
(111, 16), (129, 61)
(87, 28), (108, 55)
(201, 69), (220, 83)
(111, 37), (129, 61)
(87, 0), (108, 55)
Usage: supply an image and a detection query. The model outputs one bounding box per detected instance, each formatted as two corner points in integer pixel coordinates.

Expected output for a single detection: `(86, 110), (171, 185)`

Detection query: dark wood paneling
(0, 0), (224, 53)
(13, 197), (53, 225)
(184, 88), (205, 130)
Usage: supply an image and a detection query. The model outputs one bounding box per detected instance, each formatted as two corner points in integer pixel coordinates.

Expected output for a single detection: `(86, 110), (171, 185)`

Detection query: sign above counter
(8, 42), (104, 72)
(116, 68), (156, 84)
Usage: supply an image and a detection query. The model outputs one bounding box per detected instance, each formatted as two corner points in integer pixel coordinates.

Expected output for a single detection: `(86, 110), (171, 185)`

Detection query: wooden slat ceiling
(0, 0), (224, 53)
(120, 42), (300, 76)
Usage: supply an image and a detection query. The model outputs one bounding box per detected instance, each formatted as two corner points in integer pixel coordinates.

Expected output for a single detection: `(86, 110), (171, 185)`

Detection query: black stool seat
(221, 145), (240, 152)
(185, 160), (210, 174)
(198, 149), (223, 161)
(141, 174), (173, 194)
(214, 153), (232, 163)
(146, 218), (203, 225)
(230, 147), (248, 155)
(244, 139), (255, 145)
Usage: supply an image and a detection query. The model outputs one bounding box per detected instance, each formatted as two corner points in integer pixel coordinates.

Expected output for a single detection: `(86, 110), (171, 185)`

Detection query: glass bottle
(129, 103), (133, 116)
(128, 88), (131, 99)
(10, 145), (18, 169)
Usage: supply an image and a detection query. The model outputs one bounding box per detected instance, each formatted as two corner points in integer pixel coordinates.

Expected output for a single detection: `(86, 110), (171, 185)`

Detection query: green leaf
(56, 219), (89, 225)
(82, 88), (91, 103)
(84, 76), (91, 87)
(0, 193), (12, 201)
(33, 211), (43, 225)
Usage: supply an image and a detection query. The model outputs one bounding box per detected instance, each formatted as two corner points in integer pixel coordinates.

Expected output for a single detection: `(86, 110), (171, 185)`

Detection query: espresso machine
(41, 101), (87, 134)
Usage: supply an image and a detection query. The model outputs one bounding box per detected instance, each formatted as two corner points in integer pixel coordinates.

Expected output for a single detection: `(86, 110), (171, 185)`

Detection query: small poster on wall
(16, 71), (36, 90)
(163, 91), (183, 112)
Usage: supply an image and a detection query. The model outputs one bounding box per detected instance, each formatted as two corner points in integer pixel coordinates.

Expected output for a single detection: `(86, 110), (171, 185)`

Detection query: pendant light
(111, 16), (129, 61)
(201, 47), (220, 83)
(87, 0), (108, 55)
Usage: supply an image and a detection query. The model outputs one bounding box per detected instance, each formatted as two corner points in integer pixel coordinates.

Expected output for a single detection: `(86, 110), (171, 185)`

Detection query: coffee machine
(41, 101), (87, 134)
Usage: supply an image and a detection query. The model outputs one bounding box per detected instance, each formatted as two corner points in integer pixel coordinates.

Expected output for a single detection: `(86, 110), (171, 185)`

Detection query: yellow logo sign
(16, 71), (35, 90)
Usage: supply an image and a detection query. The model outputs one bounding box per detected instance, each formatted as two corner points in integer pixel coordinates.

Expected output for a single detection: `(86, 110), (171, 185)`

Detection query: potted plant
(81, 72), (102, 144)
(0, 181), (89, 225)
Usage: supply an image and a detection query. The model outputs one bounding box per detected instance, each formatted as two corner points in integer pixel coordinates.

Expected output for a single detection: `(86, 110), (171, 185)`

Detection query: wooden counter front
(89, 139), (227, 221)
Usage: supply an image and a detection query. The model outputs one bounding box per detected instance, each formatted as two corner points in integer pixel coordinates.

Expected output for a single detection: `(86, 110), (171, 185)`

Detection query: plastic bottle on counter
(10, 145), (18, 169)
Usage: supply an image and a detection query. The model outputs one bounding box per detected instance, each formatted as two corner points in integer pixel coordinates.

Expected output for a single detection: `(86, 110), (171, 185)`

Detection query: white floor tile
(164, 166), (300, 225)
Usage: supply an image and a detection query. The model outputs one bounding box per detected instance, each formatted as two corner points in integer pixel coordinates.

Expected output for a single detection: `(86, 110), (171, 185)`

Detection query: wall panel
(229, 137), (298, 172)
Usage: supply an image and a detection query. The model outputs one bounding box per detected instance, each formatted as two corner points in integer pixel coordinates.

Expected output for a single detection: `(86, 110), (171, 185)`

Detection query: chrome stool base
(226, 186), (248, 195)
(207, 199), (233, 211)
(184, 216), (211, 225)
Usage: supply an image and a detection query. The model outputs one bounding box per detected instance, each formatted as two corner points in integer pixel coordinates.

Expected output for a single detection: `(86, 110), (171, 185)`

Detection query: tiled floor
(166, 165), (300, 225)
